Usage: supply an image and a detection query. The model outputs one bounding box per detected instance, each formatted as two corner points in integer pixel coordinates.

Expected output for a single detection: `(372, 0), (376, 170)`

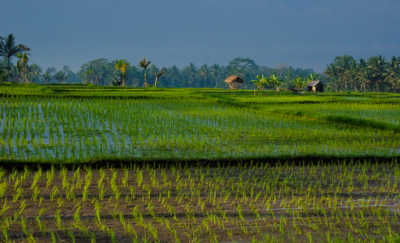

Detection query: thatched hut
(224, 75), (244, 89)
(307, 80), (324, 92)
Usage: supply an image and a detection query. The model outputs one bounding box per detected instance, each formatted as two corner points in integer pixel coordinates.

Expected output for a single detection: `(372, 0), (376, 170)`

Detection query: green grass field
(0, 85), (399, 242)
(0, 84), (399, 163)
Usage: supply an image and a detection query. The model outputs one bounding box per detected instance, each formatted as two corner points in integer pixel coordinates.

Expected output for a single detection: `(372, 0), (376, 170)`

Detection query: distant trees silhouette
(325, 55), (400, 92)
(2, 34), (399, 92)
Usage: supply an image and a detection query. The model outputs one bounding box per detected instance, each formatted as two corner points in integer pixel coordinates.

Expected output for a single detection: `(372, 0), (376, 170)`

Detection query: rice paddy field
(0, 84), (399, 242)
(0, 85), (400, 162)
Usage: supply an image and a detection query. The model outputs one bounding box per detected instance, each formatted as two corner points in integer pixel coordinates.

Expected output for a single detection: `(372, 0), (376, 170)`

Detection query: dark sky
(2, 0), (399, 72)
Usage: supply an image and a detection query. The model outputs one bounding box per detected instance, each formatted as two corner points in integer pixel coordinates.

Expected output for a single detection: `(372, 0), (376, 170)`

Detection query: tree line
(2, 33), (399, 92)
(324, 55), (400, 92)
(76, 57), (317, 89)
(0, 34), (316, 89)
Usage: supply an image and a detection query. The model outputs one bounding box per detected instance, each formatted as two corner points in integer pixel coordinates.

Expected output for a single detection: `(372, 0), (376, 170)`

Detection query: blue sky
(2, 0), (399, 72)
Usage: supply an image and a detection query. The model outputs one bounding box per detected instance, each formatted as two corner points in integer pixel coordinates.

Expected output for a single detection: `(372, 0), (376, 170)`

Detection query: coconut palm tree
(0, 34), (27, 81)
(139, 57), (151, 88)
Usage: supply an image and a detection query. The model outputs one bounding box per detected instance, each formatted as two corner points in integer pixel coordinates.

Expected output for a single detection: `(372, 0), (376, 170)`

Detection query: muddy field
(0, 162), (399, 242)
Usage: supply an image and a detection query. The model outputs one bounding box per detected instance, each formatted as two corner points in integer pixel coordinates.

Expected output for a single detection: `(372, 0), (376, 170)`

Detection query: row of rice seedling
(0, 89), (399, 162)
(0, 161), (398, 242)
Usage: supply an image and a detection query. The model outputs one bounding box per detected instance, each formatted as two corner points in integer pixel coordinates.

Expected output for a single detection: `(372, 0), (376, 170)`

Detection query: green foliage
(114, 59), (130, 87)
(0, 58), (7, 82)
(54, 70), (68, 83)
(18, 56), (315, 88)
(139, 57), (151, 87)
(325, 55), (400, 92)
(0, 34), (28, 82)
(268, 74), (282, 91)
(293, 76), (307, 90)
(251, 74), (268, 90)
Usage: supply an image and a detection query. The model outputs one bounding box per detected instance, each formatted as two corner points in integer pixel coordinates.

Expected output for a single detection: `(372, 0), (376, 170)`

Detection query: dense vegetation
(325, 55), (400, 92)
(2, 34), (400, 92)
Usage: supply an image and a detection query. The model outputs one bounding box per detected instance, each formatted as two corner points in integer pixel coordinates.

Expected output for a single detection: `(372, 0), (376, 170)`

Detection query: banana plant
(251, 74), (268, 95)
(293, 76), (307, 90)
(268, 74), (282, 92)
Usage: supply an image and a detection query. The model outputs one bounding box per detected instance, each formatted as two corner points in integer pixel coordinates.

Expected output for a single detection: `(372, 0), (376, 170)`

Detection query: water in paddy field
(1, 163), (399, 242)
(0, 97), (399, 161)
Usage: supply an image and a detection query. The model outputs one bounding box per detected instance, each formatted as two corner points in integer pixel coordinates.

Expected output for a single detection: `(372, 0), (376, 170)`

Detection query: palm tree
(0, 34), (26, 81)
(210, 64), (220, 88)
(16, 45), (31, 83)
(16, 52), (29, 83)
(139, 57), (151, 88)
(114, 59), (130, 87)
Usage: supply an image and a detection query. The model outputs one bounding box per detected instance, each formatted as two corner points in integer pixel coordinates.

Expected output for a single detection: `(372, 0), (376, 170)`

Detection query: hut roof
(224, 75), (244, 84)
(307, 80), (321, 87)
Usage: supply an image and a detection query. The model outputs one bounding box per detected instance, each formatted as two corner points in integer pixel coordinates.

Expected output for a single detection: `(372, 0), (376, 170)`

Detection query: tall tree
(182, 63), (198, 87)
(153, 68), (166, 88)
(0, 58), (7, 81)
(227, 57), (258, 88)
(367, 56), (387, 92)
(79, 58), (113, 85)
(357, 58), (369, 92)
(114, 59), (130, 87)
(0, 34), (26, 81)
(139, 57), (151, 88)
(325, 55), (400, 92)
(16, 50), (30, 83)
(54, 70), (67, 83)
(385, 57), (400, 92)
(27, 64), (42, 83)
(209, 64), (220, 88)
(43, 67), (56, 83)
(199, 65), (210, 87)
